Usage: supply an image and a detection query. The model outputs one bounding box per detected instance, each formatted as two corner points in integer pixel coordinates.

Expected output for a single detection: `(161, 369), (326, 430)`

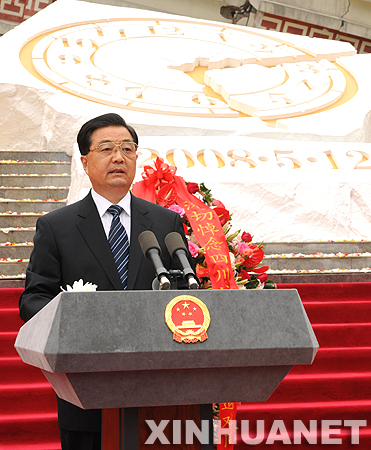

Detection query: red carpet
(235, 283), (371, 448)
(1, 284), (371, 448)
(0, 288), (60, 450)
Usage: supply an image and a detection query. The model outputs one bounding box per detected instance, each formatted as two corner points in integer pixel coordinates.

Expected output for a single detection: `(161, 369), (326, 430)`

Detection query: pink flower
(242, 248), (254, 257)
(188, 241), (199, 258)
(168, 204), (185, 218)
(237, 242), (249, 255)
(241, 231), (253, 243)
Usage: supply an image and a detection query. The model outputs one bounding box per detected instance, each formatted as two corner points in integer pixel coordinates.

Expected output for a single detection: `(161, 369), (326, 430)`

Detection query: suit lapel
(76, 193), (123, 290)
(127, 194), (153, 290)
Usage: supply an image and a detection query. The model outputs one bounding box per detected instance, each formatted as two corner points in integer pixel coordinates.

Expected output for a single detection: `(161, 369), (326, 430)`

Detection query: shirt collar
(91, 189), (131, 218)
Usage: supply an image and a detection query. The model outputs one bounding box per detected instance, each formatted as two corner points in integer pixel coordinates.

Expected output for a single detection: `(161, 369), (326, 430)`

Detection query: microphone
(165, 232), (199, 290)
(138, 230), (171, 290)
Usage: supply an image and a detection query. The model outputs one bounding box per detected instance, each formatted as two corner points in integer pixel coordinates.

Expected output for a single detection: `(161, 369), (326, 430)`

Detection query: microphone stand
(168, 269), (183, 290)
(152, 269), (198, 291)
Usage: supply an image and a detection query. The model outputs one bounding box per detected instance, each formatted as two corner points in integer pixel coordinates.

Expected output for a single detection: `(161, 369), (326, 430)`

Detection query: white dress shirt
(90, 189), (131, 240)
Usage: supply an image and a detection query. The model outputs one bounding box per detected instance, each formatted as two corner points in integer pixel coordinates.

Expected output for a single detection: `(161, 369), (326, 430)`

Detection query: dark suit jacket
(19, 191), (192, 431)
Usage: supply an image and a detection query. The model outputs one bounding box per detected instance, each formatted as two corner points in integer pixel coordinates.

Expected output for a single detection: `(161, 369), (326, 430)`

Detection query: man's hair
(77, 113), (139, 155)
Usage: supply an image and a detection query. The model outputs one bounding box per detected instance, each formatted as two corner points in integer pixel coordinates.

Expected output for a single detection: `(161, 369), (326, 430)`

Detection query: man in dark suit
(19, 113), (193, 450)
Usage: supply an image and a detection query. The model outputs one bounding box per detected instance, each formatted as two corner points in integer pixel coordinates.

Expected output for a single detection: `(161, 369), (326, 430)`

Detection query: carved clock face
(29, 17), (355, 120)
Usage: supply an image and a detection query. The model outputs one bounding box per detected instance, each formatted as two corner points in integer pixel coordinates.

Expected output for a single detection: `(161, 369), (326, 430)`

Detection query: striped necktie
(107, 205), (129, 289)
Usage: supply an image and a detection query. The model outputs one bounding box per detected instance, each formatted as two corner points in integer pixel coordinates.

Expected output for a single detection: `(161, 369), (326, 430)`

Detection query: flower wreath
(133, 157), (276, 290)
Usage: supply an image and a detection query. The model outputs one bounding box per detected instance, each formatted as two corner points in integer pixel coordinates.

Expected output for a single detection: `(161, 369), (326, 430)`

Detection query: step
(0, 357), (48, 384)
(279, 282), (371, 302)
(262, 241), (371, 255)
(0, 213), (45, 227)
(0, 288), (24, 308)
(0, 244), (33, 259)
(292, 347), (371, 375)
(0, 162), (71, 175)
(0, 279), (25, 288)
(0, 228), (36, 243)
(266, 372), (371, 404)
(0, 383), (57, 415)
(0, 149), (70, 162)
(265, 253), (371, 270)
(0, 261), (29, 276)
(0, 413), (59, 447)
(0, 443), (61, 450)
(0, 331), (20, 357)
(0, 200), (66, 213)
(0, 308), (24, 331)
(0, 175), (70, 187)
(313, 323), (371, 347)
(0, 187), (68, 200)
(272, 272), (371, 284)
(303, 300), (371, 324)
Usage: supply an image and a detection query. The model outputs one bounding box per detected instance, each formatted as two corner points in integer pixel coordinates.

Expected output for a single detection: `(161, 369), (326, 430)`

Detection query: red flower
(196, 266), (209, 278)
(258, 273), (268, 283)
(212, 199), (225, 208)
(183, 223), (188, 235)
(243, 248), (264, 268)
(241, 231), (252, 243)
(239, 269), (251, 281)
(142, 157), (176, 190)
(213, 207), (229, 226)
(156, 184), (177, 207)
(187, 182), (199, 194)
(251, 266), (269, 274)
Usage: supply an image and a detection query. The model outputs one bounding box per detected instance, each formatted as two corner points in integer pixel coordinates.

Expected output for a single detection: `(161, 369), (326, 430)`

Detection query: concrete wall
(81, 0), (232, 23)
(0, 0), (232, 36)
(251, 0), (350, 18)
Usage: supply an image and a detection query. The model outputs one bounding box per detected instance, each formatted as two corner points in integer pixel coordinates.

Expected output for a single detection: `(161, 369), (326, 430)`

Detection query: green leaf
(263, 281), (277, 289)
(199, 182), (214, 205)
(226, 229), (240, 242)
(244, 279), (260, 289)
(223, 222), (231, 235)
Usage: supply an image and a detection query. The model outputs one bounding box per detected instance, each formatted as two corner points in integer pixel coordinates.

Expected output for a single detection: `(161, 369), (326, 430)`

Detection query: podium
(15, 289), (318, 448)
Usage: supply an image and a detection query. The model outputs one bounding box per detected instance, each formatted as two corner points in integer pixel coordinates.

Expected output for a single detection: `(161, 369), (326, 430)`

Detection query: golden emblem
(165, 295), (210, 343)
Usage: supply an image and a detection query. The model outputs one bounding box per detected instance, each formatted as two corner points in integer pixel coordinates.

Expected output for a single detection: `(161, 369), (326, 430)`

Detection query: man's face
(81, 125), (138, 203)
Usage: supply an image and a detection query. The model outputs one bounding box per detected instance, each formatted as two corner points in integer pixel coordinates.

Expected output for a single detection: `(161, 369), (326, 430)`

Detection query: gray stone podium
(15, 288), (318, 449)
(15, 288), (318, 408)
